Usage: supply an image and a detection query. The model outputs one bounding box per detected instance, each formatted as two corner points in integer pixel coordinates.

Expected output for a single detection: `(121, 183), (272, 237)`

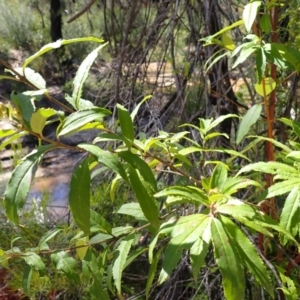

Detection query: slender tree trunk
(50, 0), (63, 41)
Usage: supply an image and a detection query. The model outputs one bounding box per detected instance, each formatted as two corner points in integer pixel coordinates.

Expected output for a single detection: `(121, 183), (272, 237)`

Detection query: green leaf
(4, 145), (54, 223)
(69, 157), (91, 234)
(210, 163), (228, 191)
(146, 247), (163, 299)
(117, 104), (134, 142)
(256, 48), (267, 83)
(221, 33), (235, 50)
(268, 179), (300, 198)
(0, 131), (27, 150)
(259, 14), (271, 33)
(248, 136), (292, 153)
(112, 234), (135, 296)
(128, 167), (159, 229)
(23, 252), (45, 272)
(51, 251), (80, 285)
(243, 1), (261, 32)
(237, 161), (298, 177)
(215, 199), (258, 219)
(154, 186), (209, 206)
(14, 67), (46, 89)
(255, 77), (276, 96)
(58, 108), (111, 136)
(90, 210), (112, 234)
(72, 44), (107, 109)
(0, 129), (16, 138)
(276, 266), (298, 300)
(158, 216), (210, 284)
(220, 215), (274, 297)
(89, 233), (113, 245)
(190, 223), (211, 281)
(116, 203), (146, 221)
(221, 177), (261, 195)
(279, 187), (300, 245)
(11, 92), (35, 128)
(211, 217), (245, 300)
(30, 108), (57, 135)
(206, 114), (238, 133)
(38, 227), (62, 250)
(79, 143), (128, 182)
(23, 37), (104, 69)
(131, 95), (152, 121)
(22, 265), (32, 296)
(236, 104), (262, 145)
(232, 44), (258, 69)
(118, 150), (156, 191)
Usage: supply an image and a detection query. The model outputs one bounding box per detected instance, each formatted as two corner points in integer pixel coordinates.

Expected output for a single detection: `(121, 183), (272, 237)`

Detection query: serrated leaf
(113, 234), (135, 296)
(4, 145), (54, 223)
(23, 252), (45, 272)
(215, 199), (258, 219)
(90, 210), (112, 234)
(158, 216), (210, 285)
(154, 186), (209, 206)
(279, 187), (300, 245)
(116, 203), (146, 221)
(128, 167), (159, 229)
(89, 233), (113, 245)
(237, 161), (298, 177)
(78, 143), (128, 182)
(190, 223), (211, 281)
(220, 215), (274, 297)
(69, 157), (90, 234)
(73, 44), (107, 109)
(118, 150), (156, 191)
(268, 179), (300, 198)
(22, 265), (32, 296)
(51, 251), (80, 284)
(58, 108), (111, 136)
(23, 37), (104, 69)
(221, 177), (261, 195)
(236, 104), (262, 145)
(30, 108), (57, 135)
(211, 217), (244, 300)
(243, 1), (261, 32)
(255, 77), (276, 96)
(210, 163), (228, 191)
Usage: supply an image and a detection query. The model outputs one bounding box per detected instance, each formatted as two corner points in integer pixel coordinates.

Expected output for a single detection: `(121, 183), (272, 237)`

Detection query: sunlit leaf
(210, 163), (228, 191)
(113, 234), (135, 296)
(220, 215), (274, 297)
(30, 108), (57, 135)
(221, 33), (235, 50)
(22, 252), (45, 272)
(78, 143), (128, 182)
(23, 37), (104, 69)
(279, 187), (300, 245)
(243, 1), (261, 32)
(58, 108), (111, 137)
(255, 77), (276, 96)
(211, 217), (245, 300)
(236, 104), (262, 145)
(117, 104), (134, 143)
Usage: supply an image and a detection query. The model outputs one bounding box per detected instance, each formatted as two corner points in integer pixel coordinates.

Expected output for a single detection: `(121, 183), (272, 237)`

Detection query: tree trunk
(50, 0), (63, 41)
